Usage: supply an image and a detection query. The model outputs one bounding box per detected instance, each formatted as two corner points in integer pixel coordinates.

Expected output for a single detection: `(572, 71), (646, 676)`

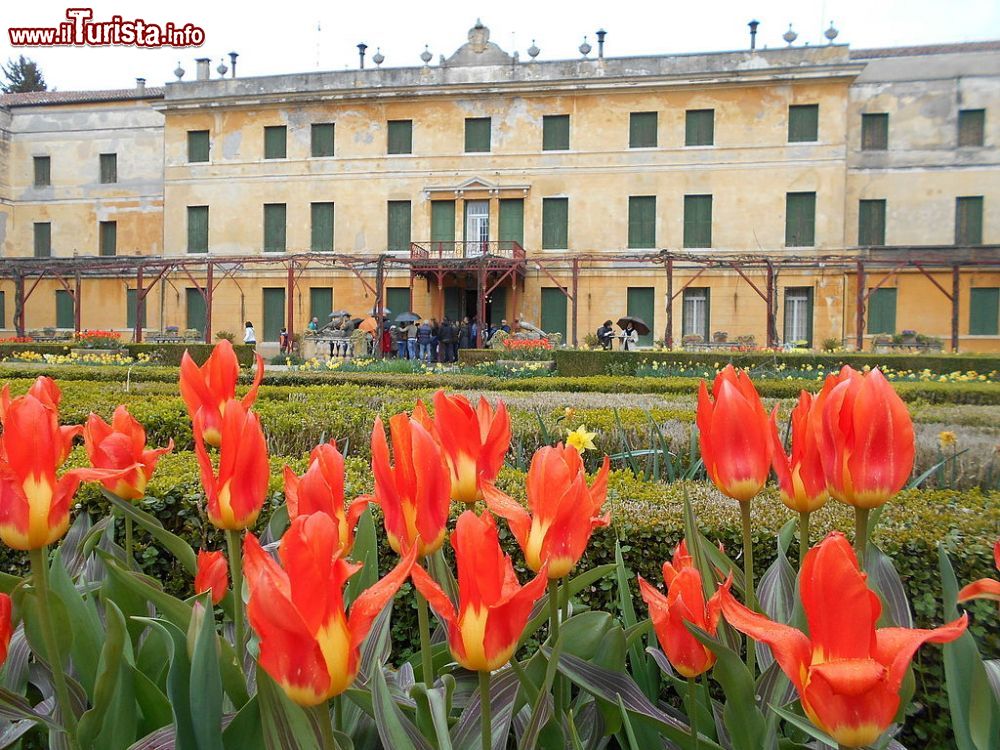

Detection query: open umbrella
(329, 310), (350, 319)
(371, 306), (392, 317)
(349, 317), (364, 328)
(617, 316), (650, 336)
(395, 312), (421, 324)
(358, 316), (378, 334)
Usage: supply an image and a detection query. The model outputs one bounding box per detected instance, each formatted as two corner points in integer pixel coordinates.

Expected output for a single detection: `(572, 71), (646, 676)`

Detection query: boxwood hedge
(0, 342), (255, 366)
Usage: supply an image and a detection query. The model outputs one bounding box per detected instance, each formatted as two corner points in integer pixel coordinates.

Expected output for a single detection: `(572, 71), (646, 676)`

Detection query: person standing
(416, 319), (433, 363)
(392, 325), (406, 359)
(621, 323), (639, 351)
(458, 316), (471, 352)
(439, 318), (455, 363)
(405, 320), (419, 360)
(430, 318), (440, 363)
(470, 318), (479, 348)
(243, 321), (257, 347)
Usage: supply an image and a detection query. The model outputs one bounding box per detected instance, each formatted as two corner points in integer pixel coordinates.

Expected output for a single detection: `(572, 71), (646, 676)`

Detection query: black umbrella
(349, 317), (364, 328)
(395, 312), (421, 324)
(329, 310), (350, 318)
(617, 316), (650, 336)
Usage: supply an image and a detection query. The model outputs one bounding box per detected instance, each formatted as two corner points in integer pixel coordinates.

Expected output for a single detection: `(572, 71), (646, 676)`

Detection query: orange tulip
(194, 399), (269, 530)
(1, 377), (80, 464)
(817, 366), (914, 509)
(483, 444), (610, 579)
(770, 391), (828, 513)
(697, 365), (772, 502)
(179, 339), (263, 447)
(410, 511), (547, 672)
(413, 391), (511, 503)
(282, 441), (369, 554)
(721, 532), (966, 748)
(957, 541), (1000, 605)
(0, 594), (10, 667)
(0, 390), (121, 550)
(369, 413), (451, 557)
(195, 549), (228, 605)
(638, 540), (726, 679)
(83, 405), (173, 500)
(244, 513), (417, 706)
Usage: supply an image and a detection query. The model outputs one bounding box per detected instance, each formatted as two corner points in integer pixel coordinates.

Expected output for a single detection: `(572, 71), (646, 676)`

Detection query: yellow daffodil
(938, 431), (957, 450)
(566, 425), (597, 453)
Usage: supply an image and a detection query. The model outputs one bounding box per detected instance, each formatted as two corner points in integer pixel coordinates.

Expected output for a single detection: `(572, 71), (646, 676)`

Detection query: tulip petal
(875, 615), (968, 693)
(957, 577), (1000, 603)
(347, 542), (418, 652)
(481, 483), (532, 553)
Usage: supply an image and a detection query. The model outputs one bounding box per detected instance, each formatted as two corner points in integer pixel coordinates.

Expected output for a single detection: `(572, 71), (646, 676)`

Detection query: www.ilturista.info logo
(9, 8), (205, 48)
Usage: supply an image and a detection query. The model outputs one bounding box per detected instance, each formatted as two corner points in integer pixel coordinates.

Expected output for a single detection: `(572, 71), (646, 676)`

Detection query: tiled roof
(850, 41), (1000, 59)
(0, 88), (164, 107)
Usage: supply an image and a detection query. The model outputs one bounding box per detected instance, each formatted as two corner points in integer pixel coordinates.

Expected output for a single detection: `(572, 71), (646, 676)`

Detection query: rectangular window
(682, 288), (710, 342)
(387, 200), (411, 252)
(0, 291), (5, 329)
(310, 202), (334, 251)
(55, 290), (74, 329)
(99, 153), (117, 183)
(187, 206), (209, 253)
(969, 288), (999, 335)
(311, 123), (335, 157)
(958, 109), (985, 147)
(955, 196), (984, 245)
(628, 196), (656, 249)
(187, 130), (210, 162)
(33, 156), (50, 187)
(264, 126), (287, 159)
(783, 287), (814, 347)
(788, 104), (819, 142)
(186, 288), (207, 337)
(542, 115), (570, 151)
(540, 288), (568, 339)
(387, 120), (413, 154)
(99, 220), (117, 256)
(683, 195), (713, 248)
(431, 201), (456, 248)
(34, 222), (52, 257)
(627, 286), (655, 346)
(542, 197), (569, 249)
(263, 203), (287, 252)
(861, 113), (889, 151)
(262, 288), (285, 342)
(685, 109), (715, 146)
(867, 288), (897, 335)
(629, 112), (657, 148)
(858, 199), (887, 245)
(465, 117), (491, 152)
(785, 192), (817, 247)
(386, 287), (411, 316)
(499, 199), (524, 247)
(310, 287), (333, 324)
(126, 288), (147, 329)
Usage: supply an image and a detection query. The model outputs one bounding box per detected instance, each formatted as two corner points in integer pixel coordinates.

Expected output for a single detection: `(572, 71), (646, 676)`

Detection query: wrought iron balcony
(409, 241), (526, 260)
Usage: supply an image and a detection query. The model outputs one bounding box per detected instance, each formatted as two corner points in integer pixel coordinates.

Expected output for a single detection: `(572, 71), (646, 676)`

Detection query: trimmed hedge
(0, 343), (255, 366)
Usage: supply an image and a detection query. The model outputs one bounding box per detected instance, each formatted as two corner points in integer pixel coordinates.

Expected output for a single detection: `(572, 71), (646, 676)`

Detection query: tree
(2, 55), (47, 94)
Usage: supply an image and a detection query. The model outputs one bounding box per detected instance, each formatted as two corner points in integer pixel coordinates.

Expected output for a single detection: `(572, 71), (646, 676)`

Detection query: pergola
(1, 244), (996, 352)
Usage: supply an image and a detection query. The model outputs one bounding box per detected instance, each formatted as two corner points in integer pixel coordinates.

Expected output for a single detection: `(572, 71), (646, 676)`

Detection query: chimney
(135, 77), (146, 96)
(228, 51), (239, 78)
(596, 29), (607, 58)
(195, 57), (210, 81)
(357, 43), (368, 69)
(748, 20), (760, 50)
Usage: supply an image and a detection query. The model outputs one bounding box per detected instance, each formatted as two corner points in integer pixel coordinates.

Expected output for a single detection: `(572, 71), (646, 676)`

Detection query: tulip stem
(311, 702), (339, 750)
(687, 678), (699, 750)
(560, 579), (571, 709)
(29, 547), (80, 749)
(479, 670), (492, 750)
(855, 507), (870, 569)
(124, 516), (134, 568)
(739, 500), (757, 677)
(547, 578), (564, 717)
(415, 588), (435, 687)
(798, 511), (810, 569)
(334, 695), (344, 734)
(225, 530), (246, 663)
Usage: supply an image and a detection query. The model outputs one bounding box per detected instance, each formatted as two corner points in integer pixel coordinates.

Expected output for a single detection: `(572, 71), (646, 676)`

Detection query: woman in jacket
(621, 323), (639, 351)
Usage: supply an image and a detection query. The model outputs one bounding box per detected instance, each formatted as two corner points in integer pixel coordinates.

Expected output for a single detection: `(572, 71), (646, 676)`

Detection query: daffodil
(566, 425), (597, 453)
(938, 431), (957, 450)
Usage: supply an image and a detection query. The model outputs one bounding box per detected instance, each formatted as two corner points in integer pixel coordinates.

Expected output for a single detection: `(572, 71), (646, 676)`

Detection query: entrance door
(465, 200), (489, 257)
(262, 288), (285, 342)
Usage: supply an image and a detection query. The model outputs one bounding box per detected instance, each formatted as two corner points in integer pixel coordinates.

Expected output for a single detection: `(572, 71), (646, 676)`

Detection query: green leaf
(369, 666), (431, 750)
(614, 541), (657, 700)
(101, 554), (192, 630)
(222, 696), (263, 750)
(345, 507), (378, 606)
(133, 618), (196, 750)
(102, 489), (198, 574)
(867, 544), (913, 628)
(189, 597), (225, 750)
(521, 564), (616, 643)
(256, 666), (322, 750)
(769, 704), (837, 748)
(77, 600), (134, 749)
(128, 665), (173, 738)
(616, 695), (640, 750)
(47, 548), (104, 695)
(410, 678), (453, 750)
(756, 520), (797, 671)
(453, 668), (518, 750)
(0, 685), (61, 729)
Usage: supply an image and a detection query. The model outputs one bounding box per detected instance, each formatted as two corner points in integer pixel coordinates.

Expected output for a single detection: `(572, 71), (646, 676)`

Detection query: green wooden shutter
(99, 221), (117, 256)
(969, 288), (999, 335)
(540, 288), (567, 339)
(186, 288), (207, 336)
(685, 110), (714, 146)
(34, 156), (50, 187)
(431, 201), (456, 249)
(465, 118), (491, 152)
(444, 288), (462, 321)
(99, 153), (117, 183)
(34, 222), (51, 257)
(489, 287), (507, 326)
(958, 109), (985, 147)
(187, 206), (209, 253)
(629, 112), (657, 148)
(788, 104), (819, 142)
(309, 287), (333, 323)
(264, 126), (287, 159)
(55, 290), (74, 329)
(0, 291), (5, 329)
(628, 196), (656, 248)
(785, 192), (816, 247)
(499, 199), (524, 247)
(867, 288), (897, 334)
(187, 131), (210, 162)
(264, 204), (287, 252)
(311, 202), (334, 251)
(858, 200), (886, 245)
(627, 287), (655, 346)
(542, 198), (568, 249)
(311, 123), (335, 157)
(387, 201), (411, 252)
(542, 115), (570, 150)
(386, 287), (412, 315)
(683, 195), (712, 248)
(861, 114), (889, 151)
(387, 120), (413, 154)
(955, 197), (984, 245)
(262, 288), (285, 342)
(126, 288), (146, 329)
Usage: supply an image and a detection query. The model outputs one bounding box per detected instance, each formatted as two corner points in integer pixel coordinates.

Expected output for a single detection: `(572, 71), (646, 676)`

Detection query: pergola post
(204, 261), (214, 344)
(14, 271), (25, 337)
(571, 257), (579, 347)
(134, 265), (144, 343)
(374, 254), (386, 359)
(665, 258), (674, 348)
(476, 263), (486, 347)
(855, 261), (866, 352)
(765, 261), (776, 348)
(286, 261), (295, 341)
(73, 271), (82, 334)
(951, 264), (960, 352)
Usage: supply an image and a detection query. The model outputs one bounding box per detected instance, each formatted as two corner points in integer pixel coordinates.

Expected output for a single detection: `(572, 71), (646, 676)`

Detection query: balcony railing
(409, 241), (526, 260)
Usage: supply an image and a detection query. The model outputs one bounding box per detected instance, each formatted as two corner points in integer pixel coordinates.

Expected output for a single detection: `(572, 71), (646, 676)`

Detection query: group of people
(388, 316), (514, 363)
(596, 320), (640, 351)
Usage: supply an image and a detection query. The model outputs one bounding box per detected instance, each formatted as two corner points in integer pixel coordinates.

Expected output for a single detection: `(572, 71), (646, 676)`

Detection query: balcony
(409, 241), (525, 261)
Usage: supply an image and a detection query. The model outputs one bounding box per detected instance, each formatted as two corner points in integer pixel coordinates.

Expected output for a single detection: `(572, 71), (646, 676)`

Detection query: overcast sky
(3, 0), (999, 91)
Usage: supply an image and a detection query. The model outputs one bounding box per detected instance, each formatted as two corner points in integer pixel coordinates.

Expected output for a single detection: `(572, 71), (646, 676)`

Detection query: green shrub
(0, 343), (255, 367)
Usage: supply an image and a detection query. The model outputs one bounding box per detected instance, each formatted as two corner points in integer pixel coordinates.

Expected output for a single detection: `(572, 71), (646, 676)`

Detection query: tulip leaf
(755, 520), (797, 671)
(369, 666), (432, 750)
(128, 665), (173, 738)
(125, 725), (176, 749)
(614, 541), (657, 701)
(410, 678), (454, 750)
(346, 507), (379, 606)
(518, 641), (561, 750)
(102, 489), (198, 575)
(47, 548), (104, 696)
(221, 695), (262, 749)
(452, 667), (518, 750)
(101, 554), (192, 630)
(769, 704), (837, 748)
(77, 599), (137, 749)
(985, 661), (1000, 704)
(0, 686), (61, 729)
(190, 597), (225, 750)
(255, 666), (322, 750)
(866, 544), (913, 629)
(133, 618), (197, 750)
(521, 564), (615, 645)
(615, 695), (641, 750)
